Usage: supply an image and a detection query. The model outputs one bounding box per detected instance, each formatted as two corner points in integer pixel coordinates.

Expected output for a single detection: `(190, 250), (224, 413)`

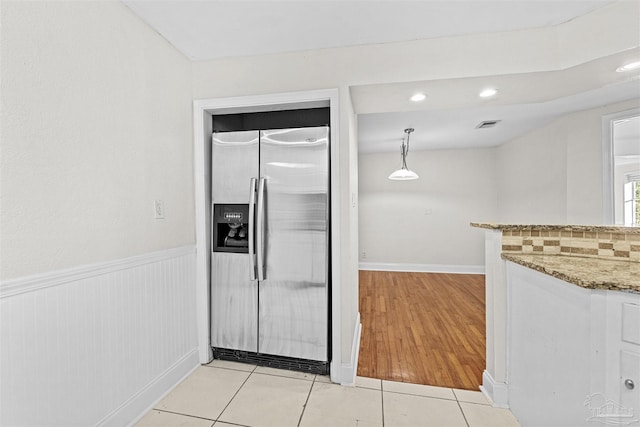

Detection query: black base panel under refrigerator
(212, 347), (329, 375)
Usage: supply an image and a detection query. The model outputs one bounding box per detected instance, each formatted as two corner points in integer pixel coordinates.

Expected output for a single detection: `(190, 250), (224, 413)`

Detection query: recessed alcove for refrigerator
(209, 120), (331, 374)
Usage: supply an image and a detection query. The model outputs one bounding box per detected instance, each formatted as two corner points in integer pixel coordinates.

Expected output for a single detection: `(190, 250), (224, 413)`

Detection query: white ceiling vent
(476, 120), (502, 129)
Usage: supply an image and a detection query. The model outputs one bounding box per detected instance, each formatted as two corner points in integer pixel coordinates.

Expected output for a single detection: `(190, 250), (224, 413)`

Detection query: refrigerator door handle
(210, 201), (215, 253)
(256, 177), (266, 281)
(249, 178), (257, 281)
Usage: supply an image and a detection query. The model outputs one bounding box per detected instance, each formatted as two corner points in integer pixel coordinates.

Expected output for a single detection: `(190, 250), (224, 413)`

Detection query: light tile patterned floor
(136, 361), (521, 427)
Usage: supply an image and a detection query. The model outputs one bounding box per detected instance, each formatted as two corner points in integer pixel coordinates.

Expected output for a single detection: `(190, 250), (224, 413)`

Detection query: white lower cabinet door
(619, 351), (640, 421)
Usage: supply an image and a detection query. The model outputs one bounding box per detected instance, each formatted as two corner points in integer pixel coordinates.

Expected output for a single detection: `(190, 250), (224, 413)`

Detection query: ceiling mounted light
(479, 88), (498, 98)
(388, 128), (419, 181)
(616, 61), (640, 72)
(410, 93), (426, 102)
(476, 120), (501, 129)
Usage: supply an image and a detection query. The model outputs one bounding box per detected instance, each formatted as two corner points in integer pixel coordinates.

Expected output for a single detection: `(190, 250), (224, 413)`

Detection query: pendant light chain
(402, 128), (413, 169)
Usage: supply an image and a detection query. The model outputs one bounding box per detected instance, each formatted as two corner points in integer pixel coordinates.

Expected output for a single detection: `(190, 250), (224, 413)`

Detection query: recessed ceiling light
(616, 61), (640, 72)
(479, 88), (498, 98)
(410, 93), (426, 102)
(476, 120), (501, 129)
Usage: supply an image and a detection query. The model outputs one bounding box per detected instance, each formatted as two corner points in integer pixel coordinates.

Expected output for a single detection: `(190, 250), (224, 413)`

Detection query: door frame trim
(601, 107), (640, 224)
(193, 89), (342, 381)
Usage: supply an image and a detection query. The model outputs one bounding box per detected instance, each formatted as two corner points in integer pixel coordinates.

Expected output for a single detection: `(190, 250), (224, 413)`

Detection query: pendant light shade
(388, 168), (419, 180)
(388, 128), (419, 180)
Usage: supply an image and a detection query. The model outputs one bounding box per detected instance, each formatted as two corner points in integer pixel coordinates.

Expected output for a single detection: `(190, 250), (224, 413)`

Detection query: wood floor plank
(357, 270), (486, 390)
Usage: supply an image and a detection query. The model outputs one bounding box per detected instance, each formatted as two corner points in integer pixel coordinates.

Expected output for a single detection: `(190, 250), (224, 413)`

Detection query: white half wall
(0, 247), (199, 426)
(0, 1), (194, 280)
(358, 148), (497, 268)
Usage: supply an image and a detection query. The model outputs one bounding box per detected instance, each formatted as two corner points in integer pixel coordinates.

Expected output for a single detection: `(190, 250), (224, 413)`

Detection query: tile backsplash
(502, 229), (640, 262)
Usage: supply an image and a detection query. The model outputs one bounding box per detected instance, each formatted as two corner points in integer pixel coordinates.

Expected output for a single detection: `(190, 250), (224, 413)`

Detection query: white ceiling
(122, 0), (640, 153)
(356, 49), (640, 152)
(123, 0), (614, 62)
(359, 81), (640, 152)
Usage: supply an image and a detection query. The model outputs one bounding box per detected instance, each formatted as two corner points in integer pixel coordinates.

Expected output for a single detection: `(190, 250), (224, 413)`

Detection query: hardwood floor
(357, 270), (486, 390)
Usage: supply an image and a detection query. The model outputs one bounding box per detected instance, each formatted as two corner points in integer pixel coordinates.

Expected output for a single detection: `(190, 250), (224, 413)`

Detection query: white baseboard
(99, 348), (200, 427)
(481, 370), (509, 408)
(340, 312), (362, 386)
(359, 262), (485, 275)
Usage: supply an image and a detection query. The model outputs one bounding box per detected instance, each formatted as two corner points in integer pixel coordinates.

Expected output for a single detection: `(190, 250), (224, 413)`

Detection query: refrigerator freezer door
(210, 130), (259, 352)
(258, 127), (329, 361)
(211, 131), (259, 203)
(210, 253), (258, 351)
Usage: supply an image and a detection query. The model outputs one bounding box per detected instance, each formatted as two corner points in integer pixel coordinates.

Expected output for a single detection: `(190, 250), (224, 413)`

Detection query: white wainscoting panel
(0, 246), (198, 426)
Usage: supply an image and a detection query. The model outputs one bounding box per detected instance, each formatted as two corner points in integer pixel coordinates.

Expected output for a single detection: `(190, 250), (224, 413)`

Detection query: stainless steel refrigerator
(210, 126), (329, 373)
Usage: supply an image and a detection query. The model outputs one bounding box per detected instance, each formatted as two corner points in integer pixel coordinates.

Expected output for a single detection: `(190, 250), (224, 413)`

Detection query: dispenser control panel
(213, 204), (250, 253)
(223, 211), (244, 222)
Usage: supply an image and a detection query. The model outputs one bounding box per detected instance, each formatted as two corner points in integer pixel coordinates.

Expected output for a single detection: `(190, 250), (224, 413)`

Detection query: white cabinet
(505, 262), (640, 427)
(622, 303), (640, 345)
(620, 351), (640, 420)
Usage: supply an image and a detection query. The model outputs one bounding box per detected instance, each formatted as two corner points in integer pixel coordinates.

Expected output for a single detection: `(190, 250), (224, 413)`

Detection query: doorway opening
(357, 270), (485, 390)
(355, 122), (489, 391)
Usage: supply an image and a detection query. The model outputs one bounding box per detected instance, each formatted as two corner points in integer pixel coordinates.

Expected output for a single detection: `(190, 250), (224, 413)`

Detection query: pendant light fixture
(388, 128), (419, 180)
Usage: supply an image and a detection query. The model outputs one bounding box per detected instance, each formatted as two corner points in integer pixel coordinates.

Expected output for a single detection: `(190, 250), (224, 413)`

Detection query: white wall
(0, 1), (194, 280)
(0, 2), (198, 425)
(497, 99), (640, 224)
(358, 148), (497, 269)
(496, 119), (569, 223)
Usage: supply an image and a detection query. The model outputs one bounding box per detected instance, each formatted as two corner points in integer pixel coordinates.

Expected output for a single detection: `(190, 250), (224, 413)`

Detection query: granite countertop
(471, 222), (640, 234)
(502, 253), (640, 293)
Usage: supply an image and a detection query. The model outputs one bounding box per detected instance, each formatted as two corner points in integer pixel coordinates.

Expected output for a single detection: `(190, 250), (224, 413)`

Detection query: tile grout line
(212, 420), (252, 427)
(251, 371), (317, 382)
(213, 364), (257, 424)
(457, 400), (493, 407)
(382, 389), (459, 402)
(381, 380), (386, 427)
(453, 388), (494, 407)
(372, 378), (490, 404)
(203, 363), (256, 374)
(296, 376), (316, 427)
(454, 391), (471, 427)
(148, 408), (216, 422)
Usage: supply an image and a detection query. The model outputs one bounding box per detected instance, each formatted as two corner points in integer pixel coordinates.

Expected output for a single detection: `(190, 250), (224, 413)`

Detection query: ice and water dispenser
(212, 204), (250, 253)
